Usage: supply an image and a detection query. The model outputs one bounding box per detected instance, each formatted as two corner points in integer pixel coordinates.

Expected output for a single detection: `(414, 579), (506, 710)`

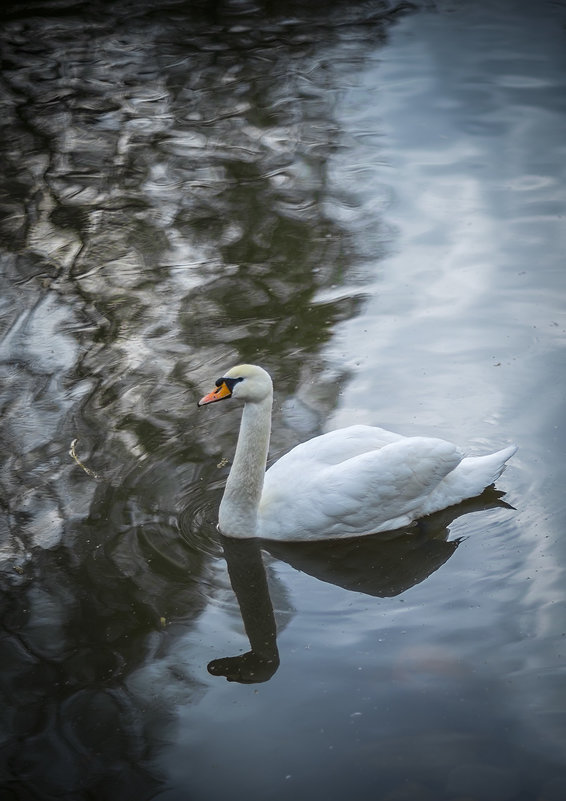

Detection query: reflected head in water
(198, 364), (517, 541)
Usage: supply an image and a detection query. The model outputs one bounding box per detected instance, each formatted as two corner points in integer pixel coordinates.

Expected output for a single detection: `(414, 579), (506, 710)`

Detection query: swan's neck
(219, 395), (272, 537)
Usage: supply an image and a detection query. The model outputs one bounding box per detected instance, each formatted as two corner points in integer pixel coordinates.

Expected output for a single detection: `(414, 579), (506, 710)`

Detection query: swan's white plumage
(198, 365), (517, 541)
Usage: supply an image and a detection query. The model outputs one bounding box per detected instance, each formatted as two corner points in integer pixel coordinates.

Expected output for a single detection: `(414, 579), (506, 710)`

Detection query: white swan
(198, 364), (517, 541)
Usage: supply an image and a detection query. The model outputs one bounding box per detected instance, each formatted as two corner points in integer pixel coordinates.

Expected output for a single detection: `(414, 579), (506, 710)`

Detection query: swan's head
(198, 364), (273, 407)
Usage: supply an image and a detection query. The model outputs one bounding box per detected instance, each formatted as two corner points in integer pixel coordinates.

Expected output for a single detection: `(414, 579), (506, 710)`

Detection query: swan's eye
(223, 377), (243, 392)
(214, 376), (243, 394)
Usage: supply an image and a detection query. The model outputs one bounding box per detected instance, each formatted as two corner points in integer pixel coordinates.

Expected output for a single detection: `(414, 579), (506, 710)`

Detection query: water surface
(1, 1), (565, 799)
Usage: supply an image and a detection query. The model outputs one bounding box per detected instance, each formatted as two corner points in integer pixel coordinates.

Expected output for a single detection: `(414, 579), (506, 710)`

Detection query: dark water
(1, 0), (565, 799)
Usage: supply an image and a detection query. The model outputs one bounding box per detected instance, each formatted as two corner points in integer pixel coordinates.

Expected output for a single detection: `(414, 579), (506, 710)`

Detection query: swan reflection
(208, 489), (511, 683)
(208, 537), (280, 684)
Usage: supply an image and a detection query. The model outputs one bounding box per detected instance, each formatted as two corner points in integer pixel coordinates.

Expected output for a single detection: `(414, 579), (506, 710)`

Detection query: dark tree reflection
(0, 0), (417, 796)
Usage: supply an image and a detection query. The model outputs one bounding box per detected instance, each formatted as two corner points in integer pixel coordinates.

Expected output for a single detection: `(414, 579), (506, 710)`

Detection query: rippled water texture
(1, 0), (565, 799)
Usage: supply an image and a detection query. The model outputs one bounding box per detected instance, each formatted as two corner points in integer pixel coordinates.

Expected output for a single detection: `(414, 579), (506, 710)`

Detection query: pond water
(1, 0), (565, 799)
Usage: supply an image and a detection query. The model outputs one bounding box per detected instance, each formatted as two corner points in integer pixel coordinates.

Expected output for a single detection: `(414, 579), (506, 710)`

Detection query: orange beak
(198, 381), (232, 407)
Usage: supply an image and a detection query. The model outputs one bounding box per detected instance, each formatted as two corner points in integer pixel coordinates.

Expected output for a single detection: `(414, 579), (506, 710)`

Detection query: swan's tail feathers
(418, 444), (517, 519)
(485, 444), (518, 483)
(497, 443), (518, 470)
(462, 444), (518, 488)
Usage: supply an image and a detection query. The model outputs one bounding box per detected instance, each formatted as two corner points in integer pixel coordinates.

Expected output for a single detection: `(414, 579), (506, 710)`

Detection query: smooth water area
(1, 1), (565, 799)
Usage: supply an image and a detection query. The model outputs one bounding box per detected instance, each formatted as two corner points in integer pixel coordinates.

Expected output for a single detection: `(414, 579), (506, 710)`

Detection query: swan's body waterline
(198, 364), (517, 541)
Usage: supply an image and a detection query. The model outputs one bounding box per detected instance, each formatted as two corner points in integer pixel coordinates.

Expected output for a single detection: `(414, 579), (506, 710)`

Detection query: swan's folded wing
(267, 425), (405, 475)
(321, 437), (463, 531)
(259, 436), (464, 539)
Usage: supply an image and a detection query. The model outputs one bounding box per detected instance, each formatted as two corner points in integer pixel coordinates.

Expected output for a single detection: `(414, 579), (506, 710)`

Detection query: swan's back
(258, 426), (469, 541)
(266, 425), (404, 471)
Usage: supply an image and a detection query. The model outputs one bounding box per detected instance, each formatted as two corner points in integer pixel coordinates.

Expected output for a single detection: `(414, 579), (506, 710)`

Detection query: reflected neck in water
(208, 536), (279, 684)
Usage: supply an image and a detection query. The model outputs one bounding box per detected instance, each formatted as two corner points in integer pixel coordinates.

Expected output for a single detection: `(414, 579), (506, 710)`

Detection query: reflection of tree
(0, 470), (216, 798)
(0, 0), (417, 796)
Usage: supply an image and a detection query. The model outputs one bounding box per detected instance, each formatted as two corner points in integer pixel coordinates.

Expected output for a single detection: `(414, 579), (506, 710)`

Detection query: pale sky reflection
(316, 7), (566, 757)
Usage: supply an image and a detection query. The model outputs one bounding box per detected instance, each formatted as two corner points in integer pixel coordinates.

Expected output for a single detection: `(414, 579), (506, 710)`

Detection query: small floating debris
(69, 438), (102, 480)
